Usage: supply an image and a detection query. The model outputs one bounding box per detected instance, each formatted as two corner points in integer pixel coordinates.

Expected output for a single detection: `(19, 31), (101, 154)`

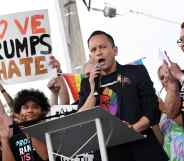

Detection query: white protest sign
(0, 9), (56, 84)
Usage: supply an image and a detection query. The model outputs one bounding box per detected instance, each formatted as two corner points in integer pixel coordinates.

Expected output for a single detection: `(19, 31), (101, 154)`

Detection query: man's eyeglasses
(177, 38), (184, 47)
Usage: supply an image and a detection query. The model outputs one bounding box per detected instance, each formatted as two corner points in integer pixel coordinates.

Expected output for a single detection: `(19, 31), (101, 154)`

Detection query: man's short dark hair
(13, 89), (50, 115)
(87, 30), (115, 47)
(181, 22), (184, 29)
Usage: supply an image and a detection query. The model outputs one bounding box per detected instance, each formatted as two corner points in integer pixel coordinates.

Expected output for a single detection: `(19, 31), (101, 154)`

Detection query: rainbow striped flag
(63, 73), (85, 101)
(128, 57), (146, 65)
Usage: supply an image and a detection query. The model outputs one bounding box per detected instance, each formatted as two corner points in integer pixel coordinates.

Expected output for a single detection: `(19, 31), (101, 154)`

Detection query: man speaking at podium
(78, 31), (168, 161)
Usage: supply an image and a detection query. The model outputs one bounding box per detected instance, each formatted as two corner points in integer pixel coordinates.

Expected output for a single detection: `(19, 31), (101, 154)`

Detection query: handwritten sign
(0, 9), (56, 84)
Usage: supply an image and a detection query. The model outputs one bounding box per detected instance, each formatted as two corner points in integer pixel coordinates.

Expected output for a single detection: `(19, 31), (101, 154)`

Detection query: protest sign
(0, 9), (56, 84)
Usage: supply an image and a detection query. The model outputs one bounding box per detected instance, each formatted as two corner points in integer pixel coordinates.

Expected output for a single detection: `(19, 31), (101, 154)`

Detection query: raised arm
(158, 64), (181, 118)
(0, 99), (15, 161)
(47, 76), (70, 105)
(78, 63), (100, 112)
(0, 83), (13, 111)
(162, 81), (181, 118)
(47, 77), (59, 105)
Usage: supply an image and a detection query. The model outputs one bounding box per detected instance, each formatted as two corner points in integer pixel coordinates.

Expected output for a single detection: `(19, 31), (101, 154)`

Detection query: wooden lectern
(23, 108), (144, 161)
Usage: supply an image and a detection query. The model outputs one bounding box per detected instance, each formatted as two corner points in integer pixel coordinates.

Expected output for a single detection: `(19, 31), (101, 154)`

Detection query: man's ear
(113, 46), (118, 56)
(89, 54), (91, 59)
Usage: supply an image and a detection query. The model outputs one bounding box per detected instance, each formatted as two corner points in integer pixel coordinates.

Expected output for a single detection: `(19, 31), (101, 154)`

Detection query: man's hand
(169, 62), (183, 80)
(164, 53), (183, 80)
(48, 76), (67, 94)
(122, 116), (150, 133)
(49, 56), (61, 73)
(47, 77), (60, 94)
(122, 121), (133, 128)
(88, 64), (101, 94)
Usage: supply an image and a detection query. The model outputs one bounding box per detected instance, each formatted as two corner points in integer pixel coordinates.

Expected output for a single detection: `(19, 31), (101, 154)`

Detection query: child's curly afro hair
(13, 89), (50, 116)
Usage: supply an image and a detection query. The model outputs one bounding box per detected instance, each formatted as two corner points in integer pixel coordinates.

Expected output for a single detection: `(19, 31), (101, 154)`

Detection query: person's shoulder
(117, 63), (149, 80)
(123, 64), (145, 68)
(118, 63), (146, 72)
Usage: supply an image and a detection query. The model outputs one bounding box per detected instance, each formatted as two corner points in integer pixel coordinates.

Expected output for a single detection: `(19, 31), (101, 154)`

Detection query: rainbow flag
(63, 73), (85, 101)
(128, 57), (146, 65)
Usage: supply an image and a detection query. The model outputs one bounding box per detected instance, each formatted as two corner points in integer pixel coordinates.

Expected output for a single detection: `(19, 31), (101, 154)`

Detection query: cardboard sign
(0, 9), (56, 84)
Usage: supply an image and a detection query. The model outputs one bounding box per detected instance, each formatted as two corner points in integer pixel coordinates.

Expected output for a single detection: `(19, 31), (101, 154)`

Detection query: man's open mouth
(98, 58), (105, 63)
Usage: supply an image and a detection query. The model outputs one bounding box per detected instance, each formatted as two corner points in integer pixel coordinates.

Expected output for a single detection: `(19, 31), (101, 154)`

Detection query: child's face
(19, 100), (42, 122)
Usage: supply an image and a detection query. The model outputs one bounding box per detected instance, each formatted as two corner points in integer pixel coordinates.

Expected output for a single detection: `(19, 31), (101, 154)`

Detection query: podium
(23, 108), (144, 161)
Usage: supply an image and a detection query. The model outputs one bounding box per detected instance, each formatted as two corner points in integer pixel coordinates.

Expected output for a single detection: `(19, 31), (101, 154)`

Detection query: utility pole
(55, 0), (86, 73)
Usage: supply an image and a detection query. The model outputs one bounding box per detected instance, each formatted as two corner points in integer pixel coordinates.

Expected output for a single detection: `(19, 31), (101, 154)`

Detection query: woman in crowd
(158, 63), (184, 161)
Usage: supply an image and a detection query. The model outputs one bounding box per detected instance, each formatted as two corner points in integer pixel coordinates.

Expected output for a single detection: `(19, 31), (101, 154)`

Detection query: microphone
(93, 59), (103, 95)
(94, 76), (100, 96)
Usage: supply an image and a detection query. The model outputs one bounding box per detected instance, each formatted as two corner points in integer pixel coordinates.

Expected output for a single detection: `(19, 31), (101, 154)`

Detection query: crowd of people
(0, 22), (184, 161)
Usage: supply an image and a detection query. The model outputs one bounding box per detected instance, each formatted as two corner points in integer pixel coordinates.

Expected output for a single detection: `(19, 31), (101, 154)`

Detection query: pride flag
(62, 73), (85, 101)
(128, 57), (146, 65)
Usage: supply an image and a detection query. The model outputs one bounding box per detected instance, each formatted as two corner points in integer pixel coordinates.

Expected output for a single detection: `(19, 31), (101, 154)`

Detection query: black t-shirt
(9, 123), (46, 161)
